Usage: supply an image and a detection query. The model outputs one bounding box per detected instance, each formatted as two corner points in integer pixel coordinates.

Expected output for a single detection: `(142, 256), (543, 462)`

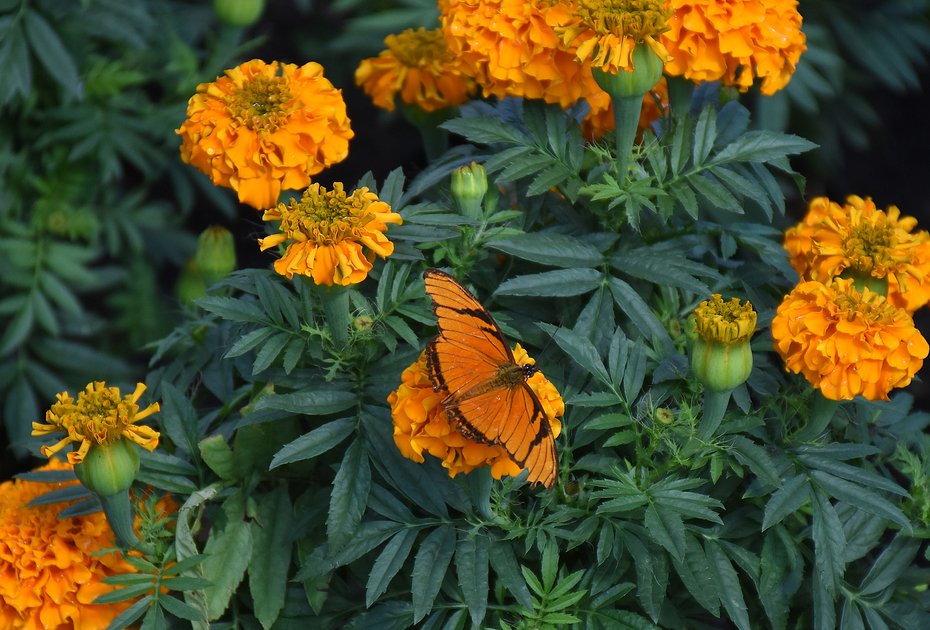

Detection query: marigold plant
(31, 382), (160, 465)
(0, 460), (136, 630)
(661, 0), (807, 94)
(388, 345), (564, 480)
(258, 182), (402, 286)
(177, 59), (353, 210)
(771, 278), (929, 400)
(784, 195), (930, 312)
(355, 27), (476, 113)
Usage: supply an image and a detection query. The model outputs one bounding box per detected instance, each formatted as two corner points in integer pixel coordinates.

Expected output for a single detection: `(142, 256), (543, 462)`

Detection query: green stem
(698, 388), (731, 441)
(100, 490), (140, 549)
(613, 95), (643, 181)
(401, 104), (454, 161)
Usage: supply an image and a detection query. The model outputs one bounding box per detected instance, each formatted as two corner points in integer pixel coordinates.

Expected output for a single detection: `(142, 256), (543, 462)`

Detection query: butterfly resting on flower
(422, 269), (559, 487)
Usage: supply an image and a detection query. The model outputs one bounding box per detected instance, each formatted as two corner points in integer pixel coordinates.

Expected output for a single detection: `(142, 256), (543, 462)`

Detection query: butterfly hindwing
(422, 268), (558, 488)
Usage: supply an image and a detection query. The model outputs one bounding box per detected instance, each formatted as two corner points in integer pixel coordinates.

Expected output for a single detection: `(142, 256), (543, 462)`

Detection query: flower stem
(100, 490), (140, 549)
(613, 95), (643, 181)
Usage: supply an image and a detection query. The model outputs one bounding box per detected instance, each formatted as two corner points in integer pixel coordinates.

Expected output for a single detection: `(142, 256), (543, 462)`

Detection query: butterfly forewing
(423, 269), (558, 488)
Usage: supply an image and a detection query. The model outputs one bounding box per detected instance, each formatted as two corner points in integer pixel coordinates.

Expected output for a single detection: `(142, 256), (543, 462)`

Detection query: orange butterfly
(423, 268), (558, 487)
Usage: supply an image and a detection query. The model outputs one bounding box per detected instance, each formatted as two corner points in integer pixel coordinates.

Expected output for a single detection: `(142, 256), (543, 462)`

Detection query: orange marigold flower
(556, 0), (671, 74)
(258, 182), (402, 286)
(784, 195), (930, 313)
(355, 27), (476, 113)
(0, 459), (136, 629)
(388, 346), (564, 480)
(771, 278), (929, 401)
(440, 0), (591, 108)
(661, 0), (806, 95)
(177, 59), (353, 210)
(581, 76), (669, 140)
(32, 382), (160, 465)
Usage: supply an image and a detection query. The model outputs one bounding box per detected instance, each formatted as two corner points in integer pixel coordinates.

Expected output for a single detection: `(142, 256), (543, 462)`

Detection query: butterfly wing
(423, 269), (558, 487)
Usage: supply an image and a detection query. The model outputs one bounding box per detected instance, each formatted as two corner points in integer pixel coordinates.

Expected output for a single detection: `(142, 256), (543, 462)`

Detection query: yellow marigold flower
(557, 0), (672, 75)
(388, 346), (564, 480)
(771, 278), (929, 401)
(661, 0), (807, 95)
(32, 382), (160, 465)
(581, 76), (669, 140)
(258, 182), (402, 286)
(177, 59), (353, 210)
(0, 459), (136, 629)
(440, 0), (591, 108)
(355, 27), (476, 113)
(784, 195), (930, 313)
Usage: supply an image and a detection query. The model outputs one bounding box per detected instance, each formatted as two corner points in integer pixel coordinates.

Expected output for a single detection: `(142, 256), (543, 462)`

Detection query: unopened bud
(196, 226), (237, 284)
(689, 294), (756, 392)
(74, 439), (140, 498)
(593, 43), (665, 100)
(451, 162), (488, 219)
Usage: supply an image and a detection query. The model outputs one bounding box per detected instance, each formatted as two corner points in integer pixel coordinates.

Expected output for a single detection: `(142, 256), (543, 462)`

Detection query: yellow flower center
(277, 183), (377, 246)
(228, 75), (293, 133)
(841, 218), (896, 274)
(386, 28), (450, 67)
(693, 294), (757, 344)
(574, 0), (671, 41)
(833, 284), (899, 325)
(48, 384), (142, 445)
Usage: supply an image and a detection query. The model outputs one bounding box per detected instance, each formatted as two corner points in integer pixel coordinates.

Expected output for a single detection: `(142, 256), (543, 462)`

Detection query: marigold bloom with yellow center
(388, 346), (564, 480)
(32, 382), (160, 465)
(0, 459), (136, 629)
(694, 294), (756, 344)
(177, 59), (353, 210)
(661, 0), (806, 95)
(784, 195), (930, 313)
(440, 0), (593, 108)
(355, 27), (476, 113)
(557, 0), (671, 74)
(771, 278), (929, 401)
(258, 182), (402, 286)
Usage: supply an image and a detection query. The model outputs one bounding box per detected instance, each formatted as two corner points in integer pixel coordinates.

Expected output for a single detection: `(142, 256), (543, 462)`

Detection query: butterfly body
(422, 268), (558, 487)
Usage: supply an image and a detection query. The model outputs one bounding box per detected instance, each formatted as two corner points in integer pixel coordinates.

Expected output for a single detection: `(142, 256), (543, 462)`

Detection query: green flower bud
(654, 407), (675, 425)
(213, 0), (266, 27)
(196, 226), (237, 284)
(593, 42), (665, 100)
(690, 294), (756, 392)
(177, 257), (206, 305)
(451, 161), (488, 219)
(74, 439), (140, 498)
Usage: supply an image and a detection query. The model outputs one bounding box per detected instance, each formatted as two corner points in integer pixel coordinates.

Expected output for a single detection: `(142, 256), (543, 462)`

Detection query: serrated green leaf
(328, 439), (371, 552)
(411, 525), (456, 622)
(225, 327), (275, 359)
(198, 435), (236, 481)
(26, 484), (91, 506)
(607, 277), (674, 352)
(101, 595), (152, 630)
(623, 533), (667, 622)
(197, 296), (266, 323)
(762, 474), (809, 530)
(713, 131), (816, 163)
(495, 268), (601, 297)
(730, 436), (781, 487)
(249, 485), (292, 629)
(798, 453), (905, 496)
(0, 299), (33, 355)
(671, 535), (720, 616)
(857, 534), (920, 596)
(366, 528), (419, 607)
(455, 534), (489, 627)
(489, 539), (534, 610)
(255, 390), (358, 416)
(487, 233), (602, 268)
(810, 470), (910, 529)
(692, 106), (717, 166)
(706, 540), (750, 630)
(645, 504), (686, 561)
(23, 10), (79, 96)
(689, 172), (743, 213)
(270, 417), (355, 469)
(158, 594), (203, 622)
(541, 324), (610, 386)
(202, 492), (253, 620)
(441, 115), (526, 145)
(93, 582), (155, 604)
(811, 488), (846, 598)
